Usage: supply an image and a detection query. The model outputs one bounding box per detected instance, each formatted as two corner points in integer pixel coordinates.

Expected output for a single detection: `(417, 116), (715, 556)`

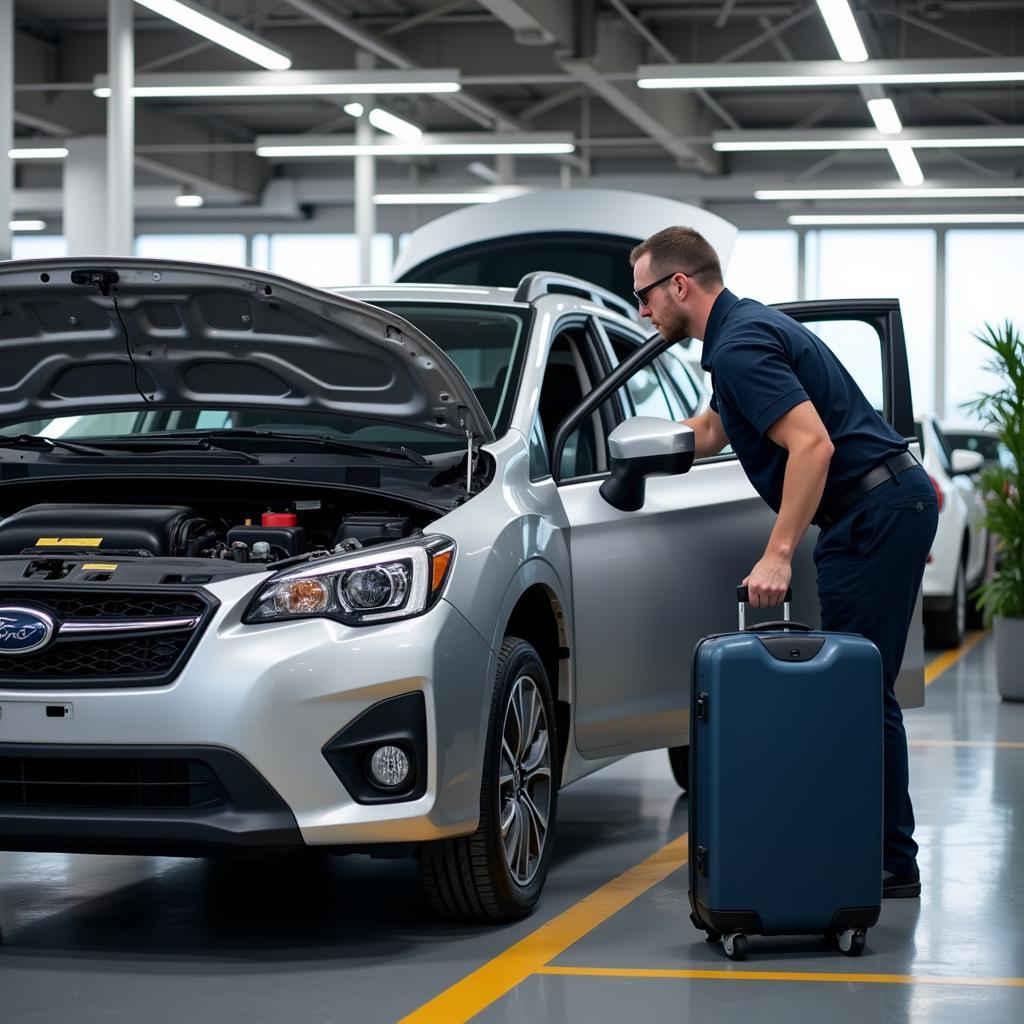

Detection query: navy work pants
(813, 464), (939, 875)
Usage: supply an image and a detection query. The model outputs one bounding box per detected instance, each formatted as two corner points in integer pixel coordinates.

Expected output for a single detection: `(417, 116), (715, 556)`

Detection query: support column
(0, 0), (13, 260)
(354, 51), (375, 284)
(796, 228), (807, 300)
(934, 228), (947, 418)
(107, 0), (134, 255)
(64, 136), (109, 256)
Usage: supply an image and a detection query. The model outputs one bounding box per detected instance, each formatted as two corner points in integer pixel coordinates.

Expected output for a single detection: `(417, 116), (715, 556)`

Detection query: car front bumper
(0, 574), (494, 854)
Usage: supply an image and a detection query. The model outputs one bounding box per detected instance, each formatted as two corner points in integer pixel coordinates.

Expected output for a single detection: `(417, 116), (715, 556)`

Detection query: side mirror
(950, 448), (985, 476)
(599, 418), (695, 511)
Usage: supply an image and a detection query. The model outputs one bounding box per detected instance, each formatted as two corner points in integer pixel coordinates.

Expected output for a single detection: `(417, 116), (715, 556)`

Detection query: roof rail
(512, 271), (639, 322)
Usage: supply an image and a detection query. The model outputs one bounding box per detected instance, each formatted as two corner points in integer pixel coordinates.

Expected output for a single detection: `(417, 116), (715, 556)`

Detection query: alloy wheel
(499, 674), (553, 886)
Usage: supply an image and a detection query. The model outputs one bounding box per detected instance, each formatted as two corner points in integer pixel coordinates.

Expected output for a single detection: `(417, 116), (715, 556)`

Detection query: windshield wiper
(193, 430), (431, 467)
(0, 434), (259, 464)
(0, 434), (116, 457)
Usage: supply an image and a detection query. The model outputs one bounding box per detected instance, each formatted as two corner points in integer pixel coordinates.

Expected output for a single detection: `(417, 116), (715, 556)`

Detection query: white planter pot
(994, 615), (1024, 701)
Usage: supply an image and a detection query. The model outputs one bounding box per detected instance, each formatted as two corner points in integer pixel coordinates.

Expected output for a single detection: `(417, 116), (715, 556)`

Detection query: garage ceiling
(10, 1), (1024, 227)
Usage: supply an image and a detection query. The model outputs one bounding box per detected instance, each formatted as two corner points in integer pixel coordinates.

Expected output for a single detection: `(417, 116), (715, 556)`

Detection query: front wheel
(925, 558), (966, 649)
(667, 746), (689, 791)
(418, 637), (558, 922)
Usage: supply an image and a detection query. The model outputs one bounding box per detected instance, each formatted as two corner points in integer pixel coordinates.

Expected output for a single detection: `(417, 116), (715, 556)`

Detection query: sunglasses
(632, 265), (713, 306)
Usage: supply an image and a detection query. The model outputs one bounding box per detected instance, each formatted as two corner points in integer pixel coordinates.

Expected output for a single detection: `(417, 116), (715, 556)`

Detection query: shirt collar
(700, 288), (740, 371)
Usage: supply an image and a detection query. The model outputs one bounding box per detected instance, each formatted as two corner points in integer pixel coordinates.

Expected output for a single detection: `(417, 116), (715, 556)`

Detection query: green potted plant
(964, 319), (1024, 700)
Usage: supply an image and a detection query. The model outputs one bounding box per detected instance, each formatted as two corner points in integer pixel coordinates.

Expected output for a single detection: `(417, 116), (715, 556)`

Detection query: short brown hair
(629, 226), (723, 289)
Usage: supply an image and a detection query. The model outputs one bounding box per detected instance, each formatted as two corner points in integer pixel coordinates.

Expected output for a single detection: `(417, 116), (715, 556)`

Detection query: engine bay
(0, 493), (431, 567)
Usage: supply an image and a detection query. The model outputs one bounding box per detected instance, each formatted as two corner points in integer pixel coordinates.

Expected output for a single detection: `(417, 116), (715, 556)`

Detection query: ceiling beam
(13, 27), (264, 199)
(477, 1), (719, 172)
(282, 0), (518, 131)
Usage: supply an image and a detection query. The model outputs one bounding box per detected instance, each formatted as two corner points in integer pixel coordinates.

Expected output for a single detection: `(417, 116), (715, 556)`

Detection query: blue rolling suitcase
(688, 587), (884, 961)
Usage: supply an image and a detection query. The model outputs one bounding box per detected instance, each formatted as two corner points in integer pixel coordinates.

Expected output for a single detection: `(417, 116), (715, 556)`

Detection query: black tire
(925, 558), (966, 649)
(726, 934), (748, 961)
(966, 537), (992, 629)
(418, 637), (559, 923)
(842, 930), (867, 957)
(667, 745), (689, 791)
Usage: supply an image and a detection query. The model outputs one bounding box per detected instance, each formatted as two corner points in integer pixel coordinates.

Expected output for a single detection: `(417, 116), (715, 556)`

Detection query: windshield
(0, 302), (527, 451)
(376, 302), (528, 435)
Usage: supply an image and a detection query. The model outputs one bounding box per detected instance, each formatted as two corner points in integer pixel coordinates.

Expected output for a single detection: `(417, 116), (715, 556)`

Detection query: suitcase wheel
(837, 928), (866, 957)
(722, 933), (748, 961)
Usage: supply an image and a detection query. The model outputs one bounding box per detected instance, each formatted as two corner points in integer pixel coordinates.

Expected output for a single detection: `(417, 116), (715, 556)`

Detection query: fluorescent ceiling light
(867, 98), (902, 135)
(9, 147), (69, 160)
(174, 194), (204, 207)
(10, 220), (46, 231)
(713, 127), (1024, 151)
(373, 189), (529, 205)
(816, 1), (868, 62)
(256, 133), (575, 158)
(132, 0), (292, 71)
(637, 58), (1024, 90)
(887, 143), (924, 186)
(756, 186), (1024, 200)
(344, 102), (365, 117)
(93, 69), (460, 99)
(789, 213), (1024, 225)
(368, 108), (422, 142)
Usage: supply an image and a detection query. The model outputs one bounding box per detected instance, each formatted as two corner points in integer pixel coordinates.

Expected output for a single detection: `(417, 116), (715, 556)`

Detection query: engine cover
(0, 504), (205, 557)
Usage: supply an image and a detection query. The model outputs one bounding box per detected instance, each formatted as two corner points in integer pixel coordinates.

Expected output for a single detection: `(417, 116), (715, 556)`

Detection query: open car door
(771, 298), (925, 708)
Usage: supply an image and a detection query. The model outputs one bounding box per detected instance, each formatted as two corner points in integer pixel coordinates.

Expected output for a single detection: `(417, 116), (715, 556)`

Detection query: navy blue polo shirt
(702, 289), (907, 513)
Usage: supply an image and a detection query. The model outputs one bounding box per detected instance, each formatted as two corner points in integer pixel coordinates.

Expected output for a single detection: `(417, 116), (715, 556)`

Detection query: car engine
(0, 502), (417, 564)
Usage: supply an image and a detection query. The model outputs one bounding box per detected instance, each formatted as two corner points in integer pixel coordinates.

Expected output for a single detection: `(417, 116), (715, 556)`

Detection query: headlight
(244, 536), (455, 626)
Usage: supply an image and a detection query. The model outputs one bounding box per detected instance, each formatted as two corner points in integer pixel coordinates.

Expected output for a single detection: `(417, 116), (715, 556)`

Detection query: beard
(655, 303), (691, 342)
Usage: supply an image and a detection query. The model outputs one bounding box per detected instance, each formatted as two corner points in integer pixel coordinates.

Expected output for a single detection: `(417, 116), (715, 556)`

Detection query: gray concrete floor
(1, 634), (1021, 1023)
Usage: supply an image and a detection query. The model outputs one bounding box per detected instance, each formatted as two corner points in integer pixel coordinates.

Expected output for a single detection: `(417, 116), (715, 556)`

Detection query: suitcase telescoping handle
(736, 585), (810, 631)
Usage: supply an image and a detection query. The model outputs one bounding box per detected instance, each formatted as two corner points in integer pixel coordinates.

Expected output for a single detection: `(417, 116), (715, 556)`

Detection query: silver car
(0, 258), (922, 923)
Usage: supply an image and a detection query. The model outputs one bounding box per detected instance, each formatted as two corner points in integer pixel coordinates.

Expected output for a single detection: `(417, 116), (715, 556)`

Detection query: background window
(253, 233), (395, 286)
(11, 235), (67, 260)
(134, 234), (247, 266)
(726, 230), (798, 305)
(805, 229), (936, 413)
(945, 230), (1024, 423)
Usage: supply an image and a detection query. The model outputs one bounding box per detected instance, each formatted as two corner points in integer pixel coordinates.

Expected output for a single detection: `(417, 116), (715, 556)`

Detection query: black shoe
(883, 868), (921, 898)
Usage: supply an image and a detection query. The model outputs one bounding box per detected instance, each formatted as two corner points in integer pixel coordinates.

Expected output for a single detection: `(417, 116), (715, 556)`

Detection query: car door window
(658, 348), (703, 418)
(603, 327), (681, 419)
(531, 326), (614, 482)
(791, 319), (885, 414)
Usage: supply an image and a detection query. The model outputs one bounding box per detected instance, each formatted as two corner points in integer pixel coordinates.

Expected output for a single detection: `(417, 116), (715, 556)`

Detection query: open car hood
(0, 258), (494, 443)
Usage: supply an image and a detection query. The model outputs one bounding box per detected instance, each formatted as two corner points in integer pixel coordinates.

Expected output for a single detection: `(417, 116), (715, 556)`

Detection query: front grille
(0, 633), (191, 679)
(0, 755), (227, 809)
(0, 590), (206, 620)
(0, 587), (215, 688)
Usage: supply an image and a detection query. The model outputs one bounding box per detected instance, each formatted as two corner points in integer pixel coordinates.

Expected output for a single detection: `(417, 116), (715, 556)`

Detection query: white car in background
(915, 413), (989, 648)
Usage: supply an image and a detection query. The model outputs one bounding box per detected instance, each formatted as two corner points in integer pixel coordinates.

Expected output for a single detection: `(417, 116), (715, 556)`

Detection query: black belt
(814, 450), (920, 532)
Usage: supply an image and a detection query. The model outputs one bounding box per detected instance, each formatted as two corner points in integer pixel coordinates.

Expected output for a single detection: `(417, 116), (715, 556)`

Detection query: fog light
(368, 745), (411, 789)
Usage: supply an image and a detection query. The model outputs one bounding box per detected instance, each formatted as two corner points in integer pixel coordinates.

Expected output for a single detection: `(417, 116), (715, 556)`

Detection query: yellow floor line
(924, 630), (988, 686)
(909, 739), (1024, 749)
(396, 834), (688, 1024)
(536, 966), (1024, 989)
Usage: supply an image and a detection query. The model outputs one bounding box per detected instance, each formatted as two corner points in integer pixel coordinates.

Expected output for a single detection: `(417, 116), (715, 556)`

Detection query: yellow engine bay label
(82, 563), (118, 572)
(35, 537), (103, 547)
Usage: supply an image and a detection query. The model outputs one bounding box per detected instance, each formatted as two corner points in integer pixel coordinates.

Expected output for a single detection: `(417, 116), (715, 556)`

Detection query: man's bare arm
(743, 400), (834, 607)
(679, 407), (729, 459)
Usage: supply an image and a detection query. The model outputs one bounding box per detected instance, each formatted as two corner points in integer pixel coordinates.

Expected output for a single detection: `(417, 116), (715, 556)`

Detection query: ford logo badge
(0, 606), (55, 656)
